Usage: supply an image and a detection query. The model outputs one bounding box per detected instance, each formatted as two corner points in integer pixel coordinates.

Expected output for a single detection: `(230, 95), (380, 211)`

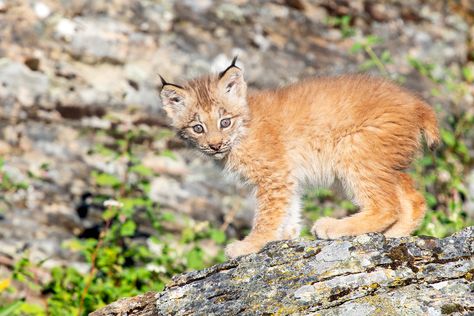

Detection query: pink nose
(209, 143), (222, 151)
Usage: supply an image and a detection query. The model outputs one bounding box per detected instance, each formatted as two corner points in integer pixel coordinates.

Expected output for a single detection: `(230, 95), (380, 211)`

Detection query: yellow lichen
(370, 283), (380, 290)
(274, 306), (306, 315)
(358, 294), (398, 315)
(389, 277), (404, 287)
(464, 271), (473, 281)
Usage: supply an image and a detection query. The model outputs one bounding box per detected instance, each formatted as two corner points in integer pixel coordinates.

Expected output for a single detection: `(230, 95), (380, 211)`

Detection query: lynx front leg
(225, 178), (294, 259)
(281, 193), (302, 240)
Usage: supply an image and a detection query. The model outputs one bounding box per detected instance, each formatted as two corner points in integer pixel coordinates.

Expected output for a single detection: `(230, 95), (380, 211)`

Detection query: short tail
(418, 102), (440, 150)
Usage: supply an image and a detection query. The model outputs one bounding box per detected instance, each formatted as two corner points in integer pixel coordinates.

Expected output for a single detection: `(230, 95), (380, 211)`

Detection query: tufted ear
(159, 76), (188, 121)
(217, 56), (247, 100)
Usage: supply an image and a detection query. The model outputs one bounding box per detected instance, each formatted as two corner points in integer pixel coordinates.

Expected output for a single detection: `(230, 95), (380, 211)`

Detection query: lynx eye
(220, 118), (231, 128)
(192, 124), (204, 134)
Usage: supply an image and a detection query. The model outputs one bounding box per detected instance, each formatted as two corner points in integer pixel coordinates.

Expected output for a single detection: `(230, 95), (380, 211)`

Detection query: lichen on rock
(92, 226), (474, 316)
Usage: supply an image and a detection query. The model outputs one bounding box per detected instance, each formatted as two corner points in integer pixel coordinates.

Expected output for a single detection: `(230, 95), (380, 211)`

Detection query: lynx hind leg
(384, 173), (426, 237)
(312, 172), (400, 239)
(280, 194), (302, 240)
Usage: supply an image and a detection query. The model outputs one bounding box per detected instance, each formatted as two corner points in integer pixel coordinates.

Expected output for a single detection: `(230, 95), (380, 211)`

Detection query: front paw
(311, 217), (345, 239)
(225, 239), (262, 259)
(281, 223), (302, 240)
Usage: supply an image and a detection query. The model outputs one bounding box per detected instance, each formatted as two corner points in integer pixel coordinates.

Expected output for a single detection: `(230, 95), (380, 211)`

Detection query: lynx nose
(209, 143), (222, 151)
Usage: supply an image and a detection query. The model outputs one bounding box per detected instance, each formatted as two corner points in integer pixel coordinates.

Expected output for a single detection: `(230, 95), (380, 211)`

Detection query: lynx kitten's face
(160, 60), (248, 159)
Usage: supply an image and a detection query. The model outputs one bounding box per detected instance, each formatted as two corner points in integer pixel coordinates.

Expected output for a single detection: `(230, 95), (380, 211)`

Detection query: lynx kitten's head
(159, 57), (249, 159)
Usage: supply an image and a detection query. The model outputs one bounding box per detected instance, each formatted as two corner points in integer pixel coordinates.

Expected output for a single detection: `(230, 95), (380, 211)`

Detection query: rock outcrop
(91, 227), (474, 316)
(2, 0), (474, 272)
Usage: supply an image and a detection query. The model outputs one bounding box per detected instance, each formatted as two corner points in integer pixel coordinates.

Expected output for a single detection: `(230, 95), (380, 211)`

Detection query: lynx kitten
(159, 57), (439, 259)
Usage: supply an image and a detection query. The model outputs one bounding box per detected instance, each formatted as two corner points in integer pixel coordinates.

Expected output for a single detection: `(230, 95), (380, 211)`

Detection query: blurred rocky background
(0, 0), (473, 314)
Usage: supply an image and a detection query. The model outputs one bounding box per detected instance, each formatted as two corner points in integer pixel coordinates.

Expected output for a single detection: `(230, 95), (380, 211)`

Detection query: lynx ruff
(159, 57), (440, 259)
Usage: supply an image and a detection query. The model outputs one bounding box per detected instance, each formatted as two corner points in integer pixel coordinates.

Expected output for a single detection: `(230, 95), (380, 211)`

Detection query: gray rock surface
(91, 226), (474, 316)
(0, 61), (49, 108)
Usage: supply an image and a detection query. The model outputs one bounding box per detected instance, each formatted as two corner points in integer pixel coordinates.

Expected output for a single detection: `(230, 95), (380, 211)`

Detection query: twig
(220, 205), (240, 231)
(78, 217), (113, 316)
(365, 46), (390, 77)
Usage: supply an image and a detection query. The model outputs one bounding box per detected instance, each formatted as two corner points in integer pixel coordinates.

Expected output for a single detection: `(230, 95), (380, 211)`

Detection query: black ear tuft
(231, 55), (238, 67)
(219, 55), (240, 79)
(159, 75), (168, 88)
(158, 74), (184, 90)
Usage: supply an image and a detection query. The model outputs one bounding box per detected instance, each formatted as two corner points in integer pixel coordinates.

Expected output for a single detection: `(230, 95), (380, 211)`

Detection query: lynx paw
(281, 223), (302, 240)
(225, 240), (262, 259)
(311, 217), (346, 239)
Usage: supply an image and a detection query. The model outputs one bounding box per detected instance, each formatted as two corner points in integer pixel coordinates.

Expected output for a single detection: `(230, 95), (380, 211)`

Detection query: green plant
(0, 157), (29, 217)
(404, 55), (474, 236)
(325, 15), (355, 38)
(1, 116), (227, 315)
(350, 35), (394, 77)
(0, 158), (28, 192)
(41, 119), (225, 315)
(414, 111), (474, 237)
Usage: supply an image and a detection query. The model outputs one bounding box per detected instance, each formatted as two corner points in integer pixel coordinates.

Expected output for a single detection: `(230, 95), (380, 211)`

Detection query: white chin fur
(212, 152), (228, 160)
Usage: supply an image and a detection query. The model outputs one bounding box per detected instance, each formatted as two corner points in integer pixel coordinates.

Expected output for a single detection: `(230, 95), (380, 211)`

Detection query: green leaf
(0, 300), (23, 316)
(94, 144), (117, 158)
(430, 88), (441, 97)
(457, 142), (469, 159)
(181, 227), (195, 243)
(140, 181), (151, 194)
(360, 60), (376, 71)
(15, 182), (28, 190)
(380, 50), (392, 63)
(186, 248), (205, 270)
(425, 193), (437, 208)
(440, 128), (456, 147)
(462, 66), (474, 83)
(162, 212), (175, 222)
(102, 207), (118, 221)
(340, 200), (356, 211)
(210, 229), (226, 244)
(154, 129), (173, 142)
(341, 15), (351, 26)
(315, 188), (332, 199)
(324, 16), (337, 26)
(417, 156), (433, 167)
(130, 164), (153, 177)
(93, 172), (122, 188)
(350, 42), (363, 53)
(365, 35), (381, 46)
(62, 239), (84, 252)
(160, 150), (176, 160)
(16, 302), (46, 316)
(120, 220), (136, 237)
